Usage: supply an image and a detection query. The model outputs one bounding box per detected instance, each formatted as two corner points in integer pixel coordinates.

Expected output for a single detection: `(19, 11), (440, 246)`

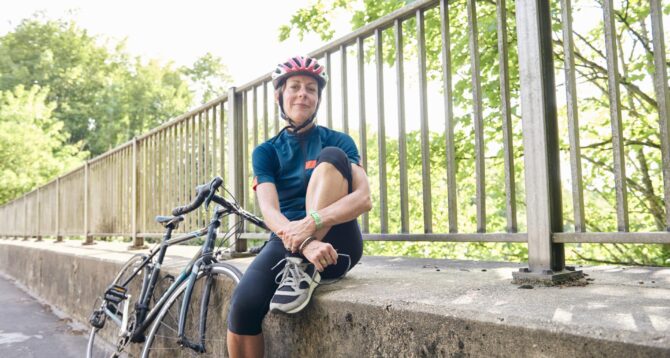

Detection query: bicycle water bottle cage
(104, 284), (128, 304)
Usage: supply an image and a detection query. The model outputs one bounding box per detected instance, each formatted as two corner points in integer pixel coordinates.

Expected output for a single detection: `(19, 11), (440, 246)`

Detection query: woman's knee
(227, 263), (278, 335)
(228, 289), (267, 335)
(316, 147), (352, 192)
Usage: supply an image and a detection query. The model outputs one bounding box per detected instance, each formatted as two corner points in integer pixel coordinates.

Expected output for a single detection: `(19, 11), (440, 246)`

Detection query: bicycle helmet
(272, 56), (329, 134)
(272, 55), (328, 91)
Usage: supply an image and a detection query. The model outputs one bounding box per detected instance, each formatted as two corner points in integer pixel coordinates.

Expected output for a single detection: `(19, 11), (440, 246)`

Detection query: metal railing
(0, 0), (668, 278)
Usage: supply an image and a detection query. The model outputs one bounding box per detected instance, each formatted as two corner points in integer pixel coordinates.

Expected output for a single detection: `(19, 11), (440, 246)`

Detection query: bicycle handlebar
(171, 177), (223, 216)
(211, 195), (269, 231)
(171, 176), (269, 231)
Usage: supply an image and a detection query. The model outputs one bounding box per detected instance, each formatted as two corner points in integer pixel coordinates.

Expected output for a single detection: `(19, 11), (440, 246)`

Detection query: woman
(226, 56), (372, 357)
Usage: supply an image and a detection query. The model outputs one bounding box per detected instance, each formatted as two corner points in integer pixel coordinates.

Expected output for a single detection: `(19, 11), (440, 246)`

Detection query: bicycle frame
(91, 175), (271, 356)
(101, 203), (238, 349)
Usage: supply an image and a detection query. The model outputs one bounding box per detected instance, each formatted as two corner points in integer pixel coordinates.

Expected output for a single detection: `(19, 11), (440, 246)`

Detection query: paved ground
(0, 274), (89, 358)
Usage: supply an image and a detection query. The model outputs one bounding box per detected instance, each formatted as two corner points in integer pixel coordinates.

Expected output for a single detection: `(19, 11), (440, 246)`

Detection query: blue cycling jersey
(252, 125), (361, 221)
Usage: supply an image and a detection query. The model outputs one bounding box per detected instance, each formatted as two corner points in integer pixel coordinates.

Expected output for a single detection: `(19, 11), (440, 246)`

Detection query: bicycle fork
(176, 259), (214, 353)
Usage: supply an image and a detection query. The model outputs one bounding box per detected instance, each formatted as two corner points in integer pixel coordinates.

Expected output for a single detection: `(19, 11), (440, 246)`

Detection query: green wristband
(310, 210), (323, 231)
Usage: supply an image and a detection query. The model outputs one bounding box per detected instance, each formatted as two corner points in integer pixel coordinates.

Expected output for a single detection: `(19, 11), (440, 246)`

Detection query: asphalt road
(0, 274), (88, 358)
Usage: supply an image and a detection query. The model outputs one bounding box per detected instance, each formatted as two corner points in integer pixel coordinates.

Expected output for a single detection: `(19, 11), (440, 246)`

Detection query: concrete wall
(1, 240), (669, 357)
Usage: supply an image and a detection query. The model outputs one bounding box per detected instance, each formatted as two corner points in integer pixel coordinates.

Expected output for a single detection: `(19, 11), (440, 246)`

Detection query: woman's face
(280, 75), (319, 126)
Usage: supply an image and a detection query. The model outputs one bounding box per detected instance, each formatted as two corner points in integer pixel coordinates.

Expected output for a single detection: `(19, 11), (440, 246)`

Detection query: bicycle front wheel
(87, 254), (149, 358)
(141, 262), (243, 358)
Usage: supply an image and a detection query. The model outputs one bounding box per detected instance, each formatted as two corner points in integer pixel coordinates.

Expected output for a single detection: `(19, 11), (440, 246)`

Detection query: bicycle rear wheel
(87, 254), (150, 358)
(141, 262), (242, 358)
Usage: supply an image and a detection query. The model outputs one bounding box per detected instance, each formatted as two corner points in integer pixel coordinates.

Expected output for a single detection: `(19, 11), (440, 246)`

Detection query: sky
(0, 0), (348, 84)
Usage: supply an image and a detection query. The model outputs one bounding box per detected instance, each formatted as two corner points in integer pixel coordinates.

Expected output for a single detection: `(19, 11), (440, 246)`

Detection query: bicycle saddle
(154, 215), (184, 229)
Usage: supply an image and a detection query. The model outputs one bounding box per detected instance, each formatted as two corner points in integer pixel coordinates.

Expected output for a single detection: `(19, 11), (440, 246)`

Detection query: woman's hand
(301, 240), (338, 272)
(276, 217), (317, 252)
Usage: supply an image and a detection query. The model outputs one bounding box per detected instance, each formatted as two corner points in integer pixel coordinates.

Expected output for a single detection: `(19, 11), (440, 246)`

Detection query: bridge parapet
(1, 239), (668, 357)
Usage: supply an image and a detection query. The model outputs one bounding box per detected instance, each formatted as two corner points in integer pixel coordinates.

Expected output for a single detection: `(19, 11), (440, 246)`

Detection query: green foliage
(0, 14), (233, 203)
(181, 52), (233, 104)
(0, 85), (85, 203)
(364, 241), (528, 263)
(0, 14), (232, 157)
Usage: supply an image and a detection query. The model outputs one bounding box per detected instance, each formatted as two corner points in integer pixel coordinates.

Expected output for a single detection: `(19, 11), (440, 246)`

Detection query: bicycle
(86, 176), (267, 357)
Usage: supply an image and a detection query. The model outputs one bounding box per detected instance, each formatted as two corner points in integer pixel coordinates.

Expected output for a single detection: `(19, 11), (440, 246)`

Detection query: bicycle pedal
(104, 284), (128, 304)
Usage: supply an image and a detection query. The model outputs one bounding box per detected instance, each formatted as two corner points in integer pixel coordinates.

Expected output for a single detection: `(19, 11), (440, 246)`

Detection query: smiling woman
(281, 76), (319, 125)
(226, 55), (372, 358)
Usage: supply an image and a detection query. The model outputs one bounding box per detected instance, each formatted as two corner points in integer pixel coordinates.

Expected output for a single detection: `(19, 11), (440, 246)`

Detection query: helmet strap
(277, 90), (322, 134)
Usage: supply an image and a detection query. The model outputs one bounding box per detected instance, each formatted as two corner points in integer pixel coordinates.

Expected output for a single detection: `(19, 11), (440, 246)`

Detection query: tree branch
(554, 37), (659, 108)
(571, 247), (646, 266)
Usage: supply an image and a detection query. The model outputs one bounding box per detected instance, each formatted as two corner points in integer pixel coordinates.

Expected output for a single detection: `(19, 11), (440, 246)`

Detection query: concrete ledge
(0, 239), (669, 357)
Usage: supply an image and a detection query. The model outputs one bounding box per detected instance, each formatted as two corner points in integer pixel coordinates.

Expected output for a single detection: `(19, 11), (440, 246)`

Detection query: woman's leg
(307, 147), (363, 278)
(306, 147), (351, 240)
(228, 147), (359, 356)
(227, 239), (285, 358)
(227, 332), (263, 358)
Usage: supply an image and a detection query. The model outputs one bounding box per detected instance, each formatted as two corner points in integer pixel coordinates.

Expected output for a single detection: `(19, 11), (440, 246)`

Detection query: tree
(181, 52), (234, 105)
(0, 85), (85, 203)
(0, 15), (233, 156)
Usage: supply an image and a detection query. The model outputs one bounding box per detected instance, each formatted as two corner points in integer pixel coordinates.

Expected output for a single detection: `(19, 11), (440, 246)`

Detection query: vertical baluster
(375, 29), (388, 234)
(357, 37), (369, 233)
(497, 0), (517, 233)
(417, 9), (433, 233)
(326, 52), (333, 128)
(395, 19), (410, 234)
(242, 91), (249, 231)
(220, 102), (226, 193)
(602, 0), (628, 231)
(650, 0), (670, 231)
(467, 0), (486, 233)
(560, 0), (585, 232)
(263, 82), (269, 141)
(441, 0), (458, 233)
(340, 45), (349, 135)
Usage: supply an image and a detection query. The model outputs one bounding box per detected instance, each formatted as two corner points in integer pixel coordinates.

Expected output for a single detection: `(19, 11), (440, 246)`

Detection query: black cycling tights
(227, 147), (363, 335)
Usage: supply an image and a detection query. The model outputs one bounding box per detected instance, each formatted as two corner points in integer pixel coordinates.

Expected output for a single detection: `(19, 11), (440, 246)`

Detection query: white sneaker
(269, 257), (321, 314)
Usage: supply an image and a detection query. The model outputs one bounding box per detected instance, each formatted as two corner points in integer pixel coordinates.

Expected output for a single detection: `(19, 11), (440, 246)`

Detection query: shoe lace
(271, 258), (306, 289)
(270, 253), (353, 287)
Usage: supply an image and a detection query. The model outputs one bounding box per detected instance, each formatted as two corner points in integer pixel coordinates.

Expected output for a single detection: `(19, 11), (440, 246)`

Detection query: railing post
(55, 177), (62, 243)
(512, 0), (582, 284)
(36, 188), (42, 241)
(227, 87), (247, 253)
(129, 137), (145, 249)
(650, 0), (670, 231)
(83, 161), (94, 245)
(22, 196), (27, 241)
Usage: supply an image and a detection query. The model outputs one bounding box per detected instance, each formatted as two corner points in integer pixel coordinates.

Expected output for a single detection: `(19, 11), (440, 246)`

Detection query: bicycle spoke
(142, 264), (241, 357)
(87, 254), (149, 358)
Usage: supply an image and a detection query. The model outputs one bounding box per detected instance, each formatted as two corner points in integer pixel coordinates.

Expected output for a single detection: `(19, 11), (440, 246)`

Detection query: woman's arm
(279, 163), (371, 248)
(297, 163), (371, 270)
(255, 182), (291, 237)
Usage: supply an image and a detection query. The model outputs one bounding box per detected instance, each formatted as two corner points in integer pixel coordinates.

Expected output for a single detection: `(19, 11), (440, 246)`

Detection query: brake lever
(204, 183), (217, 210)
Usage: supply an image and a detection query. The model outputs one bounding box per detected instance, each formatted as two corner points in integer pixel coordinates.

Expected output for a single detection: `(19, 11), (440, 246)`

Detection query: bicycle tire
(87, 253), (150, 358)
(141, 262), (243, 358)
